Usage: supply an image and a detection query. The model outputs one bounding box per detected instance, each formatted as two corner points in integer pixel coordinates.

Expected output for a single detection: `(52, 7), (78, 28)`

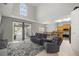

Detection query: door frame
(12, 21), (31, 41)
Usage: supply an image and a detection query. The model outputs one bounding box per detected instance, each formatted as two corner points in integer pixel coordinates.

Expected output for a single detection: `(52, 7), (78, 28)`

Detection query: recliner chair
(44, 37), (63, 53)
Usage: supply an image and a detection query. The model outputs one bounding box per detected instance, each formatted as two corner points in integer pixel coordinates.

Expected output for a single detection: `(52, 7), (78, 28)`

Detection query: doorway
(13, 22), (23, 41)
(12, 22), (31, 41)
(24, 23), (31, 39)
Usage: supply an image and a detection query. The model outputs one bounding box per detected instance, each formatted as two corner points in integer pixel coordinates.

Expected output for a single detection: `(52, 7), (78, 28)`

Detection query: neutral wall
(12, 4), (37, 20)
(0, 3), (44, 42)
(0, 16), (44, 41)
(1, 3), (14, 16)
(37, 3), (79, 22)
(0, 14), (1, 24)
(71, 8), (79, 55)
(0, 3), (37, 21)
(31, 22), (45, 35)
(46, 23), (56, 32)
(0, 16), (13, 42)
(0, 14), (2, 36)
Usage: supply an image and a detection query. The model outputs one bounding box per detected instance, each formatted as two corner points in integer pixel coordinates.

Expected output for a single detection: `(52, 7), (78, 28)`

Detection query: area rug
(7, 39), (44, 56)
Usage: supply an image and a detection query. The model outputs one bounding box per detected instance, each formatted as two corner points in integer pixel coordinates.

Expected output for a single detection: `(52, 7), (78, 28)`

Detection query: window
(20, 3), (28, 16)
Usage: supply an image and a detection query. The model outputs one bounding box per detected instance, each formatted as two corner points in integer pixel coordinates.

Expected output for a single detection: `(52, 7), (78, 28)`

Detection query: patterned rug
(7, 39), (44, 56)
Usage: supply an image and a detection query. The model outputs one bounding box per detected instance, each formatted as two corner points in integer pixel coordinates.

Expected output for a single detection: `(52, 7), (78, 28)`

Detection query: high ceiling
(27, 3), (79, 7)
(26, 3), (41, 7)
(34, 3), (79, 24)
(1, 3), (79, 24)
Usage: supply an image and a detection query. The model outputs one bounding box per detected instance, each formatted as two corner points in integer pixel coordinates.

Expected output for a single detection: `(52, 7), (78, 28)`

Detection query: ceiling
(27, 3), (79, 7)
(1, 3), (79, 24)
(26, 3), (41, 7)
(35, 3), (79, 24)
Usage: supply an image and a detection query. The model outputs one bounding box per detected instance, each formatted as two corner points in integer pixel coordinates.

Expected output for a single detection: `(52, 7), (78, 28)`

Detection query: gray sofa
(44, 37), (63, 53)
(30, 33), (47, 45)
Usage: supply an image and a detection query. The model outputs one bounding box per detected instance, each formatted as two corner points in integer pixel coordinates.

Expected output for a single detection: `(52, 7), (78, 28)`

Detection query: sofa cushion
(52, 37), (62, 46)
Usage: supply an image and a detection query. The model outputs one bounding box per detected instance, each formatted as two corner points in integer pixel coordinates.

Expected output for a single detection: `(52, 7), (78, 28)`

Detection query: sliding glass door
(12, 22), (31, 41)
(24, 23), (31, 39)
(13, 22), (23, 41)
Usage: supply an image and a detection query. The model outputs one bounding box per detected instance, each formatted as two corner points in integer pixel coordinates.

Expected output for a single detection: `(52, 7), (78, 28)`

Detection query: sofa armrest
(44, 42), (58, 49)
(44, 42), (60, 53)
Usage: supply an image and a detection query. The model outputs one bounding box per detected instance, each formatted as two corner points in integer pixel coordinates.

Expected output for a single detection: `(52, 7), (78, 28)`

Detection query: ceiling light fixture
(55, 18), (71, 23)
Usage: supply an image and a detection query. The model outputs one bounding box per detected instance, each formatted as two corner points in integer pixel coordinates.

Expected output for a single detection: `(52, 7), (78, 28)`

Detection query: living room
(0, 3), (79, 56)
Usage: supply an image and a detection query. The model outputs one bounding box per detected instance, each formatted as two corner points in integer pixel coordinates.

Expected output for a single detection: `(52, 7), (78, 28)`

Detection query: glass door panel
(24, 23), (31, 39)
(13, 22), (23, 41)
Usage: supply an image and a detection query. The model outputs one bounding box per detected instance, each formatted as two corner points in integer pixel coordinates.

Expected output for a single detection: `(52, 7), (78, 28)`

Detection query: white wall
(12, 4), (37, 20)
(46, 23), (56, 32)
(0, 3), (37, 21)
(0, 3), (44, 42)
(0, 5), (1, 12)
(0, 16), (13, 42)
(1, 3), (14, 16)
(0, 14), (1, 23)
(31, 22), (45, 35)
(71, 8), (79, 55)
(0, 4), (2, 24)
(0, 14), (2, 36)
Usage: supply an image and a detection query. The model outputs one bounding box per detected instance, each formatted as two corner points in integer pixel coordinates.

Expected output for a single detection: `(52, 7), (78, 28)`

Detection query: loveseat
(30, 33), (47, 45)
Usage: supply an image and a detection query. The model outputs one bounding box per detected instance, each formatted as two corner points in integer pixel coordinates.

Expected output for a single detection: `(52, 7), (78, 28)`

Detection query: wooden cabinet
(57, 23), (70, 31)
(56, 23), (71, 39)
